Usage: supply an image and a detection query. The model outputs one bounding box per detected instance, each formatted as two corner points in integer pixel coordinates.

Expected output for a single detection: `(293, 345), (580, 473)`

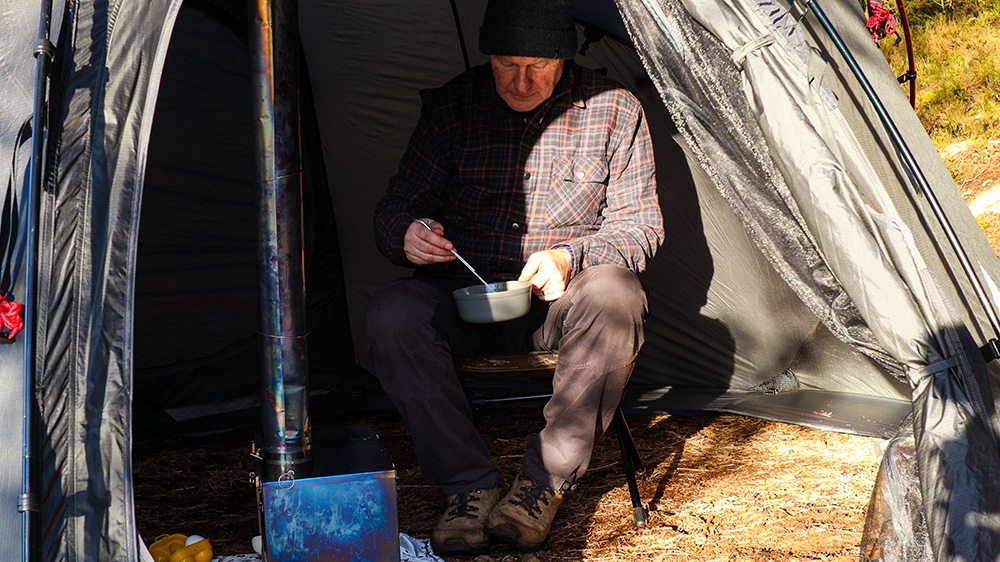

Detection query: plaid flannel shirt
(374, 61), (663, 282)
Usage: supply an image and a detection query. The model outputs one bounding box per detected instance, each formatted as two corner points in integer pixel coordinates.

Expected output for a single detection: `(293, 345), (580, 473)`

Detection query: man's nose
(513, 69), (532, 92)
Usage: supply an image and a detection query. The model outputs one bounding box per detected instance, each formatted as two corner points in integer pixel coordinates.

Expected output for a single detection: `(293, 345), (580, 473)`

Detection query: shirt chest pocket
(545, 156), (609, 228)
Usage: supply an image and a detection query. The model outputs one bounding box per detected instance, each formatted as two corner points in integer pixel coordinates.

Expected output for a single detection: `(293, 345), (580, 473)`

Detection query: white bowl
(453, 281), (532, 323)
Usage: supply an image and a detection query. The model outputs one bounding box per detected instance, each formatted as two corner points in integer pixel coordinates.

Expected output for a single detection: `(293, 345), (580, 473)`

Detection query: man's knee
(364, 279), (439, 344)
(570, 265), (646, 313)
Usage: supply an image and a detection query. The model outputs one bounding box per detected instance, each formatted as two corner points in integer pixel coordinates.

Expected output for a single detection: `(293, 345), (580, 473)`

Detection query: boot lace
(447, 490), (484, 520)
(508, 480), (554, 520)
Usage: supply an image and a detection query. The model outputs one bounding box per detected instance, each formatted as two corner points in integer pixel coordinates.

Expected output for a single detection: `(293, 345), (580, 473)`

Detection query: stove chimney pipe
(248, 0), (311, 482)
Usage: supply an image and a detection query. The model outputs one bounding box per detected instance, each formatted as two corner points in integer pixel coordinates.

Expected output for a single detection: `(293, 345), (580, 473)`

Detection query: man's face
(490, 55), (565, 113)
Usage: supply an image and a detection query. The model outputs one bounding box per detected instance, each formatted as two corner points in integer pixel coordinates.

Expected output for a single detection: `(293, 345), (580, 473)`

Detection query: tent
(2, 0), (1000, 559)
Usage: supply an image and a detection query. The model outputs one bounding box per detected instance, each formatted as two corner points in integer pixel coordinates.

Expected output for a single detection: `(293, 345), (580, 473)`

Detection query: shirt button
(575, 171), (586, 180)
(511, 222), (521, 231)
(523, 172), (531, 180)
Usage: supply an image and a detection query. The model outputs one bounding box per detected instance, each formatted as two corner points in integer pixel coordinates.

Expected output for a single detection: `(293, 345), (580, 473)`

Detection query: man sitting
(364, 0), (663, 553)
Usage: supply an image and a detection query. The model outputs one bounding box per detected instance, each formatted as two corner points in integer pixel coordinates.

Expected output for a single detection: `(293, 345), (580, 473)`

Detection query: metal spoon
(415, 219), (495, 293)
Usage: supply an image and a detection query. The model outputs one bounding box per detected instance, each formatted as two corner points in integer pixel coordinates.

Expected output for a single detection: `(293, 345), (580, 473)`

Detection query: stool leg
(616, 407), (645, 476)
(614, 407), (647, 526)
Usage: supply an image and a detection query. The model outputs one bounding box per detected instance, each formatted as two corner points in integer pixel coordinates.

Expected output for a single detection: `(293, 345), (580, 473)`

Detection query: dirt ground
(947, 140), (1000, 253)
(134, 410), (884, 561)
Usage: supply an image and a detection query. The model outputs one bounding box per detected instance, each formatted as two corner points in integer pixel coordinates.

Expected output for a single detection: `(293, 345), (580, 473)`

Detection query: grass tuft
(876, 0), (1000, 145)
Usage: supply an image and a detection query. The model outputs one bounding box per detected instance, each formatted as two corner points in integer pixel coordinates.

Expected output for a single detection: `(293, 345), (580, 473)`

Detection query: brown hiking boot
(486, 474), (565, 552)
(430, 487), (499, 555)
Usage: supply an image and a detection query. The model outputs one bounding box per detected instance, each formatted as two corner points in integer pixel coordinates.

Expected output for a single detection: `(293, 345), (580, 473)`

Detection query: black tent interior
(3, 0), (1000, 560)
(132, 0), (370, 435)
(136, 0), (916, 438)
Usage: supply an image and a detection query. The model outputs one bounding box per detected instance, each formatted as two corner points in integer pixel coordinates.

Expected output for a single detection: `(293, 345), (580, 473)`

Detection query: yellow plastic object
(168, 538), (213, 562)
(148, 534), (188, 562)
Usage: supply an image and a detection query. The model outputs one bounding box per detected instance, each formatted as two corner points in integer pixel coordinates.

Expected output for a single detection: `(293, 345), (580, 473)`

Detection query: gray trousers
(364, 265), (647, 494)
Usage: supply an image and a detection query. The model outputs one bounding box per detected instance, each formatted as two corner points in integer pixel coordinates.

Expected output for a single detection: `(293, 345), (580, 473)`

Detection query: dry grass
(464, 412), (879, 562)
(937, 137), (1000, 254)
(135, 410), (884, 561)
(873, 0), (1000, 255)
(878, 0), (1000, 145)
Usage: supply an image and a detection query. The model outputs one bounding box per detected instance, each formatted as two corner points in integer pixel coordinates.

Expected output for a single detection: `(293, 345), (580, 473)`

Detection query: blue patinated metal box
(261, 425), (399, 561)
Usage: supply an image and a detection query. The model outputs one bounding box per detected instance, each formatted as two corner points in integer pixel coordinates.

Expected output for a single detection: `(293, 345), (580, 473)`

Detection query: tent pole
(22, 0), (55, 559)
(804, 0), (1000, 349)
(249, 0), (312, 482)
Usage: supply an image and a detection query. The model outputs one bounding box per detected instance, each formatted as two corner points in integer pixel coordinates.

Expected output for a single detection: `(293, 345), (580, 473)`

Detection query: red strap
(0, 296), (24, 340)
(867, 0), (898, 41)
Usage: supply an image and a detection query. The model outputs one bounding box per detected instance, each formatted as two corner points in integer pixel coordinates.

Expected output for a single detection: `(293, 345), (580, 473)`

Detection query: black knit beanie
(479, 0), (577, 59)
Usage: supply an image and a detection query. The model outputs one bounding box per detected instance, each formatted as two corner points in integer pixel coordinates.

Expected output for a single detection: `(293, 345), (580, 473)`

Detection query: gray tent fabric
(614, 0), (1000, 560)
(862, 423), (936, 561)
(3, 0), (1000, 559)
(34, 0), (182, 558)
(619, 0), (905, 374)
(0, 0), (58, 553)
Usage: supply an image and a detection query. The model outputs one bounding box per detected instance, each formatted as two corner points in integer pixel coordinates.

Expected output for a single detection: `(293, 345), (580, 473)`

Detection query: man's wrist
(555, 245), (576, 273)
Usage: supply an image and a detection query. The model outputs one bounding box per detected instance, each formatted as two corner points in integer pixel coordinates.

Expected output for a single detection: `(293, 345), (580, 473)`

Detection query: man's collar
(476, 60), (588, 112)
(555, 61), (588, 109)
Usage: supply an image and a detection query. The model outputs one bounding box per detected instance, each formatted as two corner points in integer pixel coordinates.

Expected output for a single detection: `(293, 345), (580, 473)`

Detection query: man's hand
(404, 218), (457, 265)
(519, 249), (572, 301)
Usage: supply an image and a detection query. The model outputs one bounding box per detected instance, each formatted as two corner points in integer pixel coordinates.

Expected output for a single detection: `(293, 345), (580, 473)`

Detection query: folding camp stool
(453, 351), (648, 526)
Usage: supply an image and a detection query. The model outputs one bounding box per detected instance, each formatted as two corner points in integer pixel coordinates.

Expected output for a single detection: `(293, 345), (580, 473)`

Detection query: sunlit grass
(876, 0), (1000, 144)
